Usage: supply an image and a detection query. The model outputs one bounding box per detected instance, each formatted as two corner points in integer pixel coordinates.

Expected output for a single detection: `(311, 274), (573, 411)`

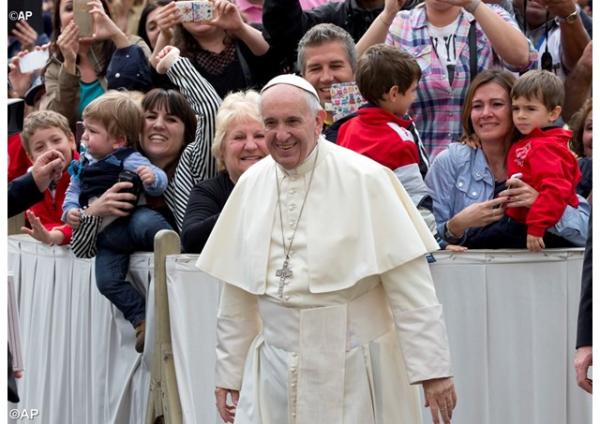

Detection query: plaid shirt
(386, 4), (537, 159)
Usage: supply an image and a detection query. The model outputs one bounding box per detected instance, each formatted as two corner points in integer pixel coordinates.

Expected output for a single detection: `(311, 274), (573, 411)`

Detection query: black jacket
(181, 171), (234, 253)
(576, 216), (592, 348)
(8, 172), (44, 218)
(262, 0), (420, 71)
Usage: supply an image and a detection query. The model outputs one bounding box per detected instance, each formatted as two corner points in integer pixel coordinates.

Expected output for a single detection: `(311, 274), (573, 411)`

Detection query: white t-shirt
(428, 16), (461, 84)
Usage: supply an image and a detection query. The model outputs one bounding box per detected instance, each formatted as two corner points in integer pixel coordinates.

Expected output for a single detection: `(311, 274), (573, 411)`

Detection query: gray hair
(297, 23), (357, 75)
(212, 90), (262, 171)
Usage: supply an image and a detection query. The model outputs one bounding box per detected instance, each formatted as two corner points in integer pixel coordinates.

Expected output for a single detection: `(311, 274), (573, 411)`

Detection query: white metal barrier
(8, 234), (592, 424)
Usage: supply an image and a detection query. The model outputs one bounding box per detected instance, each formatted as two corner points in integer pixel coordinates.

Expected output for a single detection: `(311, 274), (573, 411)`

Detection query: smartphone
(175, 1), (214, 22)
(19, 49), (49, 73)
(118, 170), (143, 205)
(73, 0), (93, 37)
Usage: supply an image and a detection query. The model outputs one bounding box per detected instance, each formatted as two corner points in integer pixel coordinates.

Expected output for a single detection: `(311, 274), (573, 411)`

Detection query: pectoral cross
(275, 257), (293, 298)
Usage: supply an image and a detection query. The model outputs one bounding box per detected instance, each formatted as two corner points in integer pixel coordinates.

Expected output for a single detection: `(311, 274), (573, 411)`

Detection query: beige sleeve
(215, 283), (261, 390)
(39, 60), (79, 126)
(381, 256), (453, 384)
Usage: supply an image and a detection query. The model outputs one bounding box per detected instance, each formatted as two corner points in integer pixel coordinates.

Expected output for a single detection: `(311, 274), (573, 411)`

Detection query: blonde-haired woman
(181, 90), (267, 252)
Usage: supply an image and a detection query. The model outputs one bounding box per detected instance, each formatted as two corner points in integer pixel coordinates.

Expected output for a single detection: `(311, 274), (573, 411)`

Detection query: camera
(117, 170), (144, 205)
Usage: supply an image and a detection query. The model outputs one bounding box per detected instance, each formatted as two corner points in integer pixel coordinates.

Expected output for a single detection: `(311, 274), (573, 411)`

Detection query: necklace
(274, 145), (319, 299)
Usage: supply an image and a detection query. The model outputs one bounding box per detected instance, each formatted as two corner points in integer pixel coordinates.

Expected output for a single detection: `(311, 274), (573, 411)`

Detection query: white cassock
(197, 138), (453, 424)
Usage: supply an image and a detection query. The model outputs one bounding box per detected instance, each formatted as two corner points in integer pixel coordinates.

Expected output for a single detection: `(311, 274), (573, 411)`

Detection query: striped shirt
(385, 4), (537, 159)
(166, 58), (222, 231)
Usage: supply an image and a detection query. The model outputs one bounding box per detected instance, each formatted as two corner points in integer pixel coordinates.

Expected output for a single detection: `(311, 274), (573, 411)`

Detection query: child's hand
(66, 208), (82, 229)
(21, 210), (65, 245)
(137, 166), (155, 186)
(526, 234), (545, 252)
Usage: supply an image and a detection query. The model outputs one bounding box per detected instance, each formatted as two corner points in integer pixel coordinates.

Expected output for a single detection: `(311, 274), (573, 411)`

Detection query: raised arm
(356, 0), (404, 56)
(210, 0), (270, 56)
(154, 46), (222, 229)
(440, 0), (531, 69)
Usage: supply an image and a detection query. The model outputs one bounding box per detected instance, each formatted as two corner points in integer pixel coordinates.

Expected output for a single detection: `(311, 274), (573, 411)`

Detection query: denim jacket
(425, 143), (589, 246)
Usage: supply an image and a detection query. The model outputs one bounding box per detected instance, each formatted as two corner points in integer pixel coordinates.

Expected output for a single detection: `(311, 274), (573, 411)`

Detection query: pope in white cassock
(196, 74), (457, 424)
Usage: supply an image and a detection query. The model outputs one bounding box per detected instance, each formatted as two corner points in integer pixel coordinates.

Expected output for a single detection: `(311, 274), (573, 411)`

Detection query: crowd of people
(8, 0), (593, 421)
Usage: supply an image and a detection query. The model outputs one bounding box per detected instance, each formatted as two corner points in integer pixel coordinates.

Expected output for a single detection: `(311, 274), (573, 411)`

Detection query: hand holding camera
(118, 170), (144, 206)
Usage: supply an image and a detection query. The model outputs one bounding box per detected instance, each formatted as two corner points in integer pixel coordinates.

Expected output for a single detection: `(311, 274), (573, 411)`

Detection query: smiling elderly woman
(181, 90), (268, 253)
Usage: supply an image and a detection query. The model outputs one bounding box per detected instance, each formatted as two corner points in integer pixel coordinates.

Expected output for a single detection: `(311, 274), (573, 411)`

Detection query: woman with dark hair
(70, 45), (222, 352)
(137, 0), (171, 49)
(40, 0), (151, 126)
(150, 0), (279, 97)
(425, 69), (589, 249)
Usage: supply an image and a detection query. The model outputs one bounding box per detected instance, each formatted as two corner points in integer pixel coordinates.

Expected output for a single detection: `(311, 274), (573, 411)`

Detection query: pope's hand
(215, 387), (239, 424)
(423, 377), (457, 424)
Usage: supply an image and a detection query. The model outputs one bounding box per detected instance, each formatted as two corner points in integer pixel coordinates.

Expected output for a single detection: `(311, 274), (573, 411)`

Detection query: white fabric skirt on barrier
(8, 235), (592, 424)
(8, 235), (151, 424)
(166, 249), (591, 424)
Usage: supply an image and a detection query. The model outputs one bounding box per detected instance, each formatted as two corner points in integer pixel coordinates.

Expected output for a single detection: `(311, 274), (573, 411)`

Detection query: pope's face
(261, 84), (323, 170)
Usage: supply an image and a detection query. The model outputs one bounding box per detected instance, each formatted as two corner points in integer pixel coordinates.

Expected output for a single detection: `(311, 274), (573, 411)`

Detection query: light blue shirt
(62, 149), (168, 222)
(425, 143), (589, 246)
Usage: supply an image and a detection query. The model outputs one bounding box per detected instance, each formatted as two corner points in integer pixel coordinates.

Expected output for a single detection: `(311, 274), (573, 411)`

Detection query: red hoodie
(506, 127), (580, 237)
(337, 105), (419, 170)
(26, 150), (79, 245)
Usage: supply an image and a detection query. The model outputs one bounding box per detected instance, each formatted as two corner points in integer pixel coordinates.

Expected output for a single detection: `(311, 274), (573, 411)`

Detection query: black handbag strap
(468, 20), (478, 82)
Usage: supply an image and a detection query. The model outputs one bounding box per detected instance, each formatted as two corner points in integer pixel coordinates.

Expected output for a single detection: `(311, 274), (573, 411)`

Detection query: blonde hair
(211, 90), (262, 171)
(83, 90), (143, 146)
(21, 110), (73, 155)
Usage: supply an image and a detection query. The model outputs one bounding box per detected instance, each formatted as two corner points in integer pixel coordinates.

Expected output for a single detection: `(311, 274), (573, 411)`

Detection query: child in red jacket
(337, 44), (437, 236)
(20, 111), (78, 245)
(506, 70), (581, 252)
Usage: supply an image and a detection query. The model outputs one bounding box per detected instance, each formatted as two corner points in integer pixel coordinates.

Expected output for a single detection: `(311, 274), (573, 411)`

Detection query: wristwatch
(558, 9), (579, 24)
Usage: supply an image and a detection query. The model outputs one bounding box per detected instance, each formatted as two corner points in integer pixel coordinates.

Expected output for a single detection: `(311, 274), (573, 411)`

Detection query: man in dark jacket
(262, 0), (419, 71)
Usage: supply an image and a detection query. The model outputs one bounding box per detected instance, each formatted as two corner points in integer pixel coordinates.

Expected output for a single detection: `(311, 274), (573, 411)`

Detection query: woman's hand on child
(498, 178), (539, 209)
(85, 182), (136, 217)
(66, 208), (82, 229)
(526, 234), (545, 252)
(21, 211), (65, 245)
(137, 166), (156, 186)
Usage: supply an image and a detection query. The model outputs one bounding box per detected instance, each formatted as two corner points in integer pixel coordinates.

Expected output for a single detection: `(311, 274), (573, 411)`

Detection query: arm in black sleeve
(576, 215), (592, 348)
(8, 172), (44, 218)
(181, 174), (234, 253)
(262, 0), (340, 69)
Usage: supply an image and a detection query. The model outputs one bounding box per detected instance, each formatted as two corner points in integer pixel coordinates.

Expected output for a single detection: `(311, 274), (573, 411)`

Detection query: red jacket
(26, 151), (79, 245)
(8, 133), (31, 182)
(337, 105), (419, 170)
(506, 127), (580, 237)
